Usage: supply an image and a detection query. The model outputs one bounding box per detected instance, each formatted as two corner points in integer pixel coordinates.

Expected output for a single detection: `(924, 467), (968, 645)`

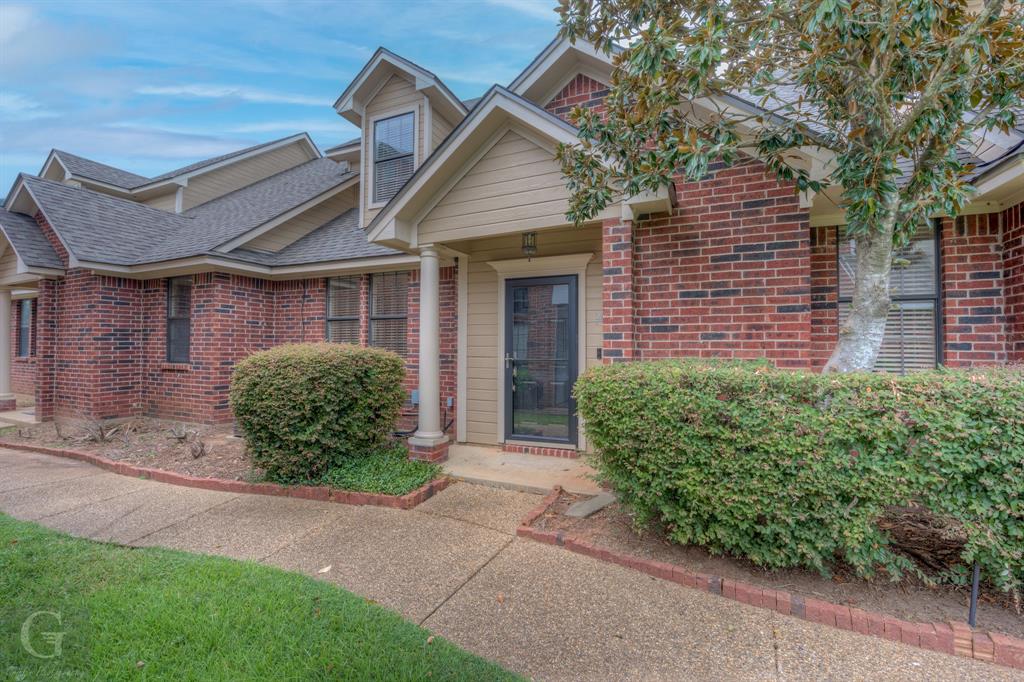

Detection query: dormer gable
(508, 37), (616, 107)
(333, 47), (465, 128)
(336, 48), (466, 227)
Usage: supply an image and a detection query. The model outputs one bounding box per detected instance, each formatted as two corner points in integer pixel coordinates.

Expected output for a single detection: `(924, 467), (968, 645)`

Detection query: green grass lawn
(0, 514), (518, 681)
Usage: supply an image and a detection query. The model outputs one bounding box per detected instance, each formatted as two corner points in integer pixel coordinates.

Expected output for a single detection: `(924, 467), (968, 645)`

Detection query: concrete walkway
(0, 448), (1015, 681)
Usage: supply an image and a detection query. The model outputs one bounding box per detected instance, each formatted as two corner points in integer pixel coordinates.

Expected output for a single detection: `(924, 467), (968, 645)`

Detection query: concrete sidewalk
(0, 448), (1014, 681)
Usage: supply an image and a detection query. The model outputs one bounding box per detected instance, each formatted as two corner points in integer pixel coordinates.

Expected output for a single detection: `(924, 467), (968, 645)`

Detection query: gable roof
(43, 133), (320, 193)
(0, 208), (63, 270)
(227, 207), (398, 266)
(333, 47), (467, 127)
(508, 37), (616, 105)
(47, 150), (151, 189)
(8, 157), (358, 267)
(364, 85), (583, 247)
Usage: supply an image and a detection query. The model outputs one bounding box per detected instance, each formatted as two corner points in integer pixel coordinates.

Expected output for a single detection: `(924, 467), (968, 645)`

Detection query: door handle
(504, 352), (516, 369)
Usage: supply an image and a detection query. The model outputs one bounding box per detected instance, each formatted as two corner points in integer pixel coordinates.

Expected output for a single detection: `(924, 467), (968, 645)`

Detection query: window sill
(14, 356), (35, 364)
(161, 362), (192, 372)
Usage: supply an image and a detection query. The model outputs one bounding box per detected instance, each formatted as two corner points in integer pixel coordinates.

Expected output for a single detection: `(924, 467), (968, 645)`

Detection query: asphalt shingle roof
(52, 150), (151, 189)
(52, 134), (313, 190)
(21, 176), (193, 265)
(16, 157), (360, 267)
(228, 207), (398, 266)
(0, 208), (63, 269)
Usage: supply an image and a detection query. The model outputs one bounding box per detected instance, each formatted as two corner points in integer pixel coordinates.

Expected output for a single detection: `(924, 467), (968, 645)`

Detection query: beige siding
(182, 142), (312, 210)
(362, 74), (425, 227)
(243, 186), (358, 252)
(0, 248), (20, 281)
(143, 191), (177, 212)
(462, 225), (602, 446)
(419, 130), (570, 243)
(431, 111), (454, 151)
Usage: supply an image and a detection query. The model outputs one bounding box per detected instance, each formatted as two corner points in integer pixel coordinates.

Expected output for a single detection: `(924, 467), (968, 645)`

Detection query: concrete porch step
(442, 444), (602, 495)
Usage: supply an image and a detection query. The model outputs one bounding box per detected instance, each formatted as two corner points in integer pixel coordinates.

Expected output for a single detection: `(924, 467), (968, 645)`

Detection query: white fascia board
(215, 175), (359, 253)
(39, 151), (69, 181)
(972, 155), (1024, 197)
(76, 253), (420, 281)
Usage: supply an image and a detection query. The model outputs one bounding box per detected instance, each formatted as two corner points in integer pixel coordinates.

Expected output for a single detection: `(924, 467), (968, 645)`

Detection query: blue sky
(0, 0), (562, 191)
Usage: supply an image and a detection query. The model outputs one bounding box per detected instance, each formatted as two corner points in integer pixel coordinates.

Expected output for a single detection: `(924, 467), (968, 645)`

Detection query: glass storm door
(503, 275), (578, 445)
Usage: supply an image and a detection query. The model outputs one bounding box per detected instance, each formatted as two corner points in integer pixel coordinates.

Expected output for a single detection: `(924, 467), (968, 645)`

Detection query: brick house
(1, 37), (1021, 461)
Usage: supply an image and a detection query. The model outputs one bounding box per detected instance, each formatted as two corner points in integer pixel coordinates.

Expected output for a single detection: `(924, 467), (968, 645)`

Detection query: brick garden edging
(516, 487), (1024, 671)
(1, 441), (451, 510)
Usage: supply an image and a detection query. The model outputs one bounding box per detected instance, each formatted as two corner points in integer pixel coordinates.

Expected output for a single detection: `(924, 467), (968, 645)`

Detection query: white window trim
(488, 253), (593, 451)
(366, 105), (419, 211)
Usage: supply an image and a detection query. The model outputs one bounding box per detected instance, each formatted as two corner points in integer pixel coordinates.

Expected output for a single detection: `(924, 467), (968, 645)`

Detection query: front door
(503, 275), (578, 445)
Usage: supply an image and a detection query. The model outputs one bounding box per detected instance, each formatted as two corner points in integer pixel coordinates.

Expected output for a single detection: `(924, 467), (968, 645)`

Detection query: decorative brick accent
(501, 443), (579, 458)
(0, 440), (451, 509)
(941, 214), (1008, 366)
(544, 73), (610, 123)
(631, 159), (812, 367)
(516, 490), (1024, 671)
(407, 439), (450, 462)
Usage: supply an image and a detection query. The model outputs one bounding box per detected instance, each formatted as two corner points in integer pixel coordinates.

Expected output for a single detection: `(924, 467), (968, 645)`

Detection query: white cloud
(136, 84), (325, 107)
(0, 92), (57, 121)
(484, 0), (559, 22)
(0, 4), (34, 43)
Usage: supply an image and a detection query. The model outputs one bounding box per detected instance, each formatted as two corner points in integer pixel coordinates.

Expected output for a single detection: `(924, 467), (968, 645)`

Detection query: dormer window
(373, 112), (415, 203)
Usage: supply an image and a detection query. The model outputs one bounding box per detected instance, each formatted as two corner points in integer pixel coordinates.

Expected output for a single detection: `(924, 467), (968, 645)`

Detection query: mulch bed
(1, 418), (256, 481)
(531, 490), (1024, 639)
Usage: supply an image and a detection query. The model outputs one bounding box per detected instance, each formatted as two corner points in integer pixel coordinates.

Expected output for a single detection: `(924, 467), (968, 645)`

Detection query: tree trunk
(823, 204), (897, 373)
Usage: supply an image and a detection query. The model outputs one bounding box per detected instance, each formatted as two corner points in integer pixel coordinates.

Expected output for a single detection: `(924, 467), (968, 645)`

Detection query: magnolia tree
(556, 0), (1023, 372)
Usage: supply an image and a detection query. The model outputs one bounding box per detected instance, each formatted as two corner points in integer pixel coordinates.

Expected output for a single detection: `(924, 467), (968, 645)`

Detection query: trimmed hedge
(575, 360), (1023, 595)
(230, 343), (406, 483)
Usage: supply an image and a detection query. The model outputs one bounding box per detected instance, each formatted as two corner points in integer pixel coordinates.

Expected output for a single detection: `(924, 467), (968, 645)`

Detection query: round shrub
(230, 343), (406, 483)
(575, 360), (1023, 596)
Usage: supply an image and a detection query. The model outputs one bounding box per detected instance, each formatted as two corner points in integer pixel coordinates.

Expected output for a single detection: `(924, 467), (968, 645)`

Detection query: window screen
(837, 224), (939, 373)
(17, 299), (31, 358)
(166, 276), (192, 363)
(327, 276), (360, 344)
(373, 112), (415, 203)
(370, 271), (408, 354)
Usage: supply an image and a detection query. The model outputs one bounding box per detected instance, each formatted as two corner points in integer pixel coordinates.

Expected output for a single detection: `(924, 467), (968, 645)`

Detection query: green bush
(575, 360), (1023, 595)
(230, 343), (406, 483)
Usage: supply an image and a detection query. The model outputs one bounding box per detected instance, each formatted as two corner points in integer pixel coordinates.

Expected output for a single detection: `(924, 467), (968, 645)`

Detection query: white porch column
(0, 290), (14, 407)
(410, 246), (446, 447)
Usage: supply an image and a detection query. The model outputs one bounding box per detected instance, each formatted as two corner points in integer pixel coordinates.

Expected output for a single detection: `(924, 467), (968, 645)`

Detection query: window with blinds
(373, 112), (415, 203)
(17, 299), (32, 357)
(166, 276), (192, 363)
(837, 224), (939, 373)
(370, 271), (408, 354)
(327, 276), (360, 344)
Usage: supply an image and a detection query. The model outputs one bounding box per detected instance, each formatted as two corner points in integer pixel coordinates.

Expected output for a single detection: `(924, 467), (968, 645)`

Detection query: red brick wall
(544, 73), (609, 123)
(10, 299), (36, 394)
(601, 218), (636, 362)
(626, 159), (812, 368)
(809, 225), (839, 369)
(1002, 201), (1023, 363)
(941, 213), (1007, 366)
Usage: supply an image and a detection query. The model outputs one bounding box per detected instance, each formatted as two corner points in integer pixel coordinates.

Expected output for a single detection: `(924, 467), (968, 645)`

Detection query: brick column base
(407, 439), (450, 463)
(0, 397), (15, 412)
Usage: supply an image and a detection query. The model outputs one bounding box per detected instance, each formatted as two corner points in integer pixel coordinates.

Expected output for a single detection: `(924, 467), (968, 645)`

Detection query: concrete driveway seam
(418, 535), (514, 626)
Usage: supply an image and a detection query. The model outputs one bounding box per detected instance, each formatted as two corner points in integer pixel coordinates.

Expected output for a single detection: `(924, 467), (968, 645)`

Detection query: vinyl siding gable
(418, 129), (570, 244)
(182, 141), (314, 211)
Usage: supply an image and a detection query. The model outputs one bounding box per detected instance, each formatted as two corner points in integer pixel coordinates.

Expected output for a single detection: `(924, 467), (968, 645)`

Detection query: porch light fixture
(522, 232), (537, 260)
